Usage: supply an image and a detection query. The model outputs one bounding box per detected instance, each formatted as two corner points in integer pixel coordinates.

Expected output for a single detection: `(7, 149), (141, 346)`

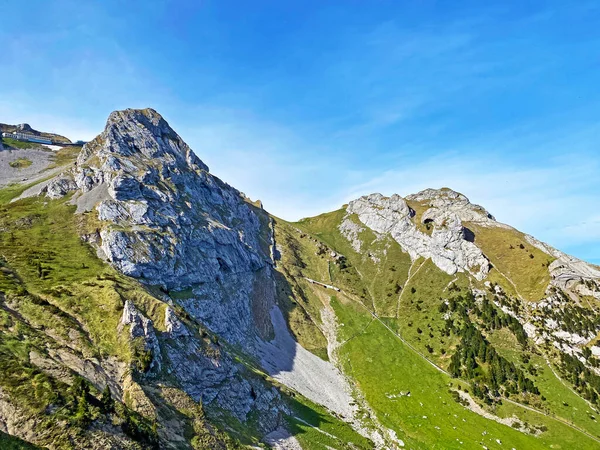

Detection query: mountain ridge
(0, 122), (72, 144)
(0, 107), (599, 449)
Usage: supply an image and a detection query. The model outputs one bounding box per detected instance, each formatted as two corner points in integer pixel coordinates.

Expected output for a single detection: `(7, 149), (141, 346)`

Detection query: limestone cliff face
(405, 188), (500, 227)
(42, 108), (288, 433)
(342, 188), (600, 291)
(47, 108), (270, 291)
(342, 189), (600, 367)
(344, 191), (491, 280)
(524, 233), (600, 292)
(45, 108), (282, 344)
(6, 107), (600, 448)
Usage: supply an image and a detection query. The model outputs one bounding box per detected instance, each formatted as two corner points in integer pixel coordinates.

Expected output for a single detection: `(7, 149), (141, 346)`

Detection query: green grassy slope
(332, 295), (600, 449)
(488, 330), (600, 438)
(287, 395), (373, 449)
(467, 223), (554, 301)
(0, 181), (371, 449)
(291, 208), (600, 449)
(296, 209), (412, 316)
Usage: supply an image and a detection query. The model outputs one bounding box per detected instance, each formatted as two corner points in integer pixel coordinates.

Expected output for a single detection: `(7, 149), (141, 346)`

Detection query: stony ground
(0, 148), (54, 187)
(257, 307), (358, 420)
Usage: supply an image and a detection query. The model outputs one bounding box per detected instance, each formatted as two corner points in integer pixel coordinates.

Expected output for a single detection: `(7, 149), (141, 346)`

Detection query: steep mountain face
(293, 187), (600, 448)
(48, 108), (267, 289)
(343, 191), (492, 280)
(38, 110), (314, 433)
(343, 189), (600, 354)
(0, 108), (376, 449)
(2, 107), (600, 450)
(46, 109), (276, 347)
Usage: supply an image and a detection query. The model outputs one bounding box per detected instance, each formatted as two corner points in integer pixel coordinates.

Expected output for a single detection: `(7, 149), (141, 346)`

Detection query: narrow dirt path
(494, 267), (526, 302)
(395, 258), (427, 319)
(543, 355), (599, 413)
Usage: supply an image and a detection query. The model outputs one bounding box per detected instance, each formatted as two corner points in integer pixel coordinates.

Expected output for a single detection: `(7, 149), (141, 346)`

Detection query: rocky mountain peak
(45, 108), (271, 291)
(16, 123), (33, 132)
(343, 192), (491, 280)
(406, 187), (495, 222)
(76, 107), (208, 176)
(405, 187), (468, 202)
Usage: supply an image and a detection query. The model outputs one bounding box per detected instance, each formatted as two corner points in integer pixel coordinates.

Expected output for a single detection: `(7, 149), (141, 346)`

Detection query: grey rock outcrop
(161, 314), (284, 431)
(119, 300), (162, 373)
(46, 175), (78, 199)
(406, 188), (498, 225)
(339, 214), (367, 253)
(16, 123), (33, 132)
(345, 192), (490, 280)
(524, 234), (600, 291)
(46, 108), (270, 290)
(41, 108), (343, 437)
(164, 306), (191, 337)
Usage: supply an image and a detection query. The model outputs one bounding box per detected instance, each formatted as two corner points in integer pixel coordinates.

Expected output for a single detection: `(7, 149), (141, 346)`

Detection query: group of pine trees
(448, 322), (539, 402)
(476, 298), (528, 346)
(560, 353), (600, 407)
(539, 303), (600, 337)
(439, 293), (528, 346)
(67, 377), (158, 447)
(440, 290), (539, 403)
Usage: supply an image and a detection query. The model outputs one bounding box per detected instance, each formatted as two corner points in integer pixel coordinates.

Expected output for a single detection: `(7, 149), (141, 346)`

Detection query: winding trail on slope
(542, 355), (599, 413)
(494, 267), (526, 302)
(395, 258), (428, 319)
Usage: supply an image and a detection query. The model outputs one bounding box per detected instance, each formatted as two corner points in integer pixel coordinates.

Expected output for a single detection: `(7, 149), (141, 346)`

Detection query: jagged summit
(343, 192), (491, 280)
(345, 188), (494, 224)
(341, 189), (600, 292)
(77, 107), (208, 174)
(406, 186), (467, 201)
(4, 107), (600, 449)
(44, 108), (269, 291)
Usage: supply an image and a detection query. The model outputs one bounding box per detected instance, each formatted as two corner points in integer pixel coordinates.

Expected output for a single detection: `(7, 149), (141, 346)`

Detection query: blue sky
(1, 0), (599, 263)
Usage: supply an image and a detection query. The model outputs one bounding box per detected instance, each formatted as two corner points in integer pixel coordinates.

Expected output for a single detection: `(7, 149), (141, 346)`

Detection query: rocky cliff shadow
(254, 271), (358, 425)
(265, 401), (338, 449)
(462, 226), (475, 243)
(158, 243), (356, 438)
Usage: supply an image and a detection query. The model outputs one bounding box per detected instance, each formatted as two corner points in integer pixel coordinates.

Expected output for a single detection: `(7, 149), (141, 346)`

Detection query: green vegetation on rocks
(8, 157), (33, 168)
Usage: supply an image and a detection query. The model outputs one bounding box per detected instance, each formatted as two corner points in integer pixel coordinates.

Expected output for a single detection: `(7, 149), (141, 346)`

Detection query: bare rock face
(46, 175), (78, 199)
(164, 306), (191, 337)
(16, 123), (33, 132)
(407, 188), (501, 227)
(40, 108), (305, 435)
(46, 108), (270, 291)
(345, 192), (490, 280)
(119, 300), (162, 373)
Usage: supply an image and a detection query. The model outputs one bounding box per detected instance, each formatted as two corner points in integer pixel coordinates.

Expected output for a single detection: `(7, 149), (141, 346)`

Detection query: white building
(1, 131), (53, 145)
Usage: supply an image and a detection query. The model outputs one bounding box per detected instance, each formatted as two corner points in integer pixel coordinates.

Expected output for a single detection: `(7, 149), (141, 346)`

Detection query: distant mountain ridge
(0, 122), (72, 144)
